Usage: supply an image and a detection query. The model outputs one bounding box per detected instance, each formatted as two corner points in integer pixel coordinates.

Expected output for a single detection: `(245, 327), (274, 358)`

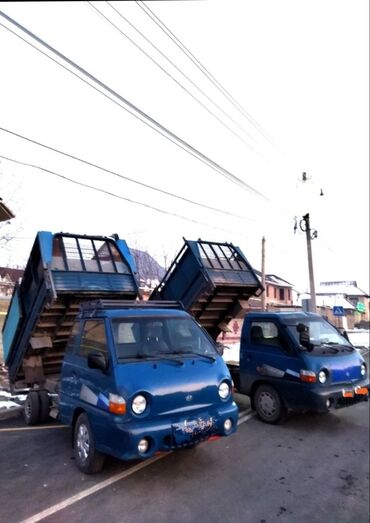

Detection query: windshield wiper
(156, 352), (184, 366)
(180, 351), (216, 363)
(326, 342), (353, 352)
(319, 343), (340, 353)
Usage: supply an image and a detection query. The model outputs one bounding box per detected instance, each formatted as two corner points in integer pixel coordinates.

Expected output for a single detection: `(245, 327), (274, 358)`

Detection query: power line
(0, 11), (268, 200)
(87, 2), (259, 154)
(0, 126), (255, 222)
(1, 152), (303, 281)
(104, 1), (260, 147)
(136, 0), (275, 146)
(0, 154), (237, 234)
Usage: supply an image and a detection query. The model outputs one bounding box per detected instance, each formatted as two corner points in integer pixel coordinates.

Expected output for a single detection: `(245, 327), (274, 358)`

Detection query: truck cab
(229, 312), (369, 423)
(60, 300), (238, 473)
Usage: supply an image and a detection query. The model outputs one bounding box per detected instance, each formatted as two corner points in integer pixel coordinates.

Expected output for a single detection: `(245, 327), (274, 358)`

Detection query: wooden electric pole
(261, 236), (266, 311)
(301, 213), (317, 312)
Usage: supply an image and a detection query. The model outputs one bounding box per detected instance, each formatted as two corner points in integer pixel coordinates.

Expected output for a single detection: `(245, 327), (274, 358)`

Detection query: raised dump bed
(3, 231), (139, 387)
(150, 239), (263, 339)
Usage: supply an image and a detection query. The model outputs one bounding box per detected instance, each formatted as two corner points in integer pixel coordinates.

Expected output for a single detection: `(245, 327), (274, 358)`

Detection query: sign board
(333, 306), (344, 316)
(356, 302), (366, 313)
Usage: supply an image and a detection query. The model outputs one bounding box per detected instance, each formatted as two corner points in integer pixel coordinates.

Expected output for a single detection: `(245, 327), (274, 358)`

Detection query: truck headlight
(132, 394), (147, 415)
(138, 438), (149, 454)
(318, 370), (327, 384)
(218, 381), (230, 399)
(361, 363), (367, 377)
(224, 419), (233, 432)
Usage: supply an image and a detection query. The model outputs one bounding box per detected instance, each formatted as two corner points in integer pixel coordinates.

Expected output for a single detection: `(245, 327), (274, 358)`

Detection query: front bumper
(287, 380), (369, 413)
(94, 401), (239, 461)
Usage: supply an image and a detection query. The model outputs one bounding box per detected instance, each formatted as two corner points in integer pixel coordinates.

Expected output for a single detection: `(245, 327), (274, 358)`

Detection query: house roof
(0, 267), (24, 283)
(130, 249), (165, 284)
(0, 198), (15, 221)
(315, 294), (356, 310)
(253, 269), (293, 288)
(317, 281), (369, 297)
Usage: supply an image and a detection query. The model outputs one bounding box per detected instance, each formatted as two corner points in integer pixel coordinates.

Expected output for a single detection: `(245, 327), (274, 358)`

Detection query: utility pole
(296, 172), (321, 312)
(261, 236), (266, 311)
(300, 213), (317, 312)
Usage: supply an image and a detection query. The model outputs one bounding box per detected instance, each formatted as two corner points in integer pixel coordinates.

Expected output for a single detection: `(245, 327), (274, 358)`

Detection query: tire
(24, 391), (40, 425)
(254, 384), (285, 424)
(74, 413), (105, 474)
(38, 391), (50, 423)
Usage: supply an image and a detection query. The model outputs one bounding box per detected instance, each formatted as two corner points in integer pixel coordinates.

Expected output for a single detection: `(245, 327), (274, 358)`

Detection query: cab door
(62, 319), (116, 428)
(240, 320), (301, 396)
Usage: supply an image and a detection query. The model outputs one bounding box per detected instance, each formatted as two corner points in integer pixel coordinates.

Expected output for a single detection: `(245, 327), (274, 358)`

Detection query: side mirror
(296, 323), (312, 351)
(88, 351), (108, 372)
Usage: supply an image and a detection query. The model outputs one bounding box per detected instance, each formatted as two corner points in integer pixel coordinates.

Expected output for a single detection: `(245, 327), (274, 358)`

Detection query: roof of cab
(78, 300), (188, 319)
(246, 312), (322, 322)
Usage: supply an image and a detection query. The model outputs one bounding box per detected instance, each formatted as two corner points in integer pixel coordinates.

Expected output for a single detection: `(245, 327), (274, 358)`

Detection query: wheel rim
(258, 391), (277, 418)
(76, 423), (90, 462)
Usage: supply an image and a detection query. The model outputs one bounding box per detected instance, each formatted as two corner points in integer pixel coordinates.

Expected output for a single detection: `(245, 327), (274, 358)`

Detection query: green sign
(356, 302), (366, 313)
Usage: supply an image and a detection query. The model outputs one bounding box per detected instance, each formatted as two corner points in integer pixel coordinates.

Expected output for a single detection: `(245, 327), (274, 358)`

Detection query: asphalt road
(0, 395), (368, 523)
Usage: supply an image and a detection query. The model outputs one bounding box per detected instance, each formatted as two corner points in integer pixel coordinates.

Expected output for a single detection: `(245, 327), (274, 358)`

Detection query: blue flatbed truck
(149, 241), (369, 424)
(3, 233), (263, 472)
(228, 313), (369, 423)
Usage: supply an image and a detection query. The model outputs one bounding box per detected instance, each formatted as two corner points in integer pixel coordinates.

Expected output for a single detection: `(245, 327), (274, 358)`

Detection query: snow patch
(0, 400), (21, 409)
(222, 342), (240, 363)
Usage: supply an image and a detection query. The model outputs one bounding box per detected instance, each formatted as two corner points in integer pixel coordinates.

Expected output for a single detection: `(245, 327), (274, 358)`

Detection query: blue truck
(2, 233), (262, 472)
(226, 312), (369, 423)
(150, 243), (369, 424)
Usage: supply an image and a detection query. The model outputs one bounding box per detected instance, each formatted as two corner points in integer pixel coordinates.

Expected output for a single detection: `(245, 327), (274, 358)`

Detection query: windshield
(111, 316), (218, 360)
(287, 320), (354, 353)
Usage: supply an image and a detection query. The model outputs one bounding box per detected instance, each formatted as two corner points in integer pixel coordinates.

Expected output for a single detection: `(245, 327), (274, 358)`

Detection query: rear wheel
(24, 391), (40, 425)
(74, 413), (105, 474)
(38, 391), (50, 423)
(254, 384), (285, 424)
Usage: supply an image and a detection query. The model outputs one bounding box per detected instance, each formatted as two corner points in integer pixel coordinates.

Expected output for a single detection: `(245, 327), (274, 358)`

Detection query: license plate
(172, 417), (215, 445)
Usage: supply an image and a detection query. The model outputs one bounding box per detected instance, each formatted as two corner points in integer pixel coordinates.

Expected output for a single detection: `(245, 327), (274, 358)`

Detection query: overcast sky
(0, 0), (369, 293)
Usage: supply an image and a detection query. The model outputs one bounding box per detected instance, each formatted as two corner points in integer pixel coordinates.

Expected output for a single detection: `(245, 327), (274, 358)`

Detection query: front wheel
(24, 391), (40, 425)
(254, 384), (285, 424)
(38, 391), (50, 423)
(74, 413), (105, 474)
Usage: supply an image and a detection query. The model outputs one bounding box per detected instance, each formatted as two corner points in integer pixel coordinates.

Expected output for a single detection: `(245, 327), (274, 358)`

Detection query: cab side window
(250, 321), (286, 351)
(79, 320), (108, 358)
(65, 321), (81, 353)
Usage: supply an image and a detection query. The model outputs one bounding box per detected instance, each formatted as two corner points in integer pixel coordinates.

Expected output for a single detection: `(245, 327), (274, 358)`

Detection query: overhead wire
(1, 144), (296, 269)
(0, 126), (255, 222)
(1, 148), (301, 283)
(87, 2), (259, 154)
(0, 11), (359, 289)
(104, 1), (260, 147)
(136, 0), (275, 146)
(2, 155), (296, 283)
(0, 154), (240, 235)
(0, 11), (268, 201)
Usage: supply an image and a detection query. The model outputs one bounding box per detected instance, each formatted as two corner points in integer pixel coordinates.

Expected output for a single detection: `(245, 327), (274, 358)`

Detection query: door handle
(71, 371), (79, 383)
